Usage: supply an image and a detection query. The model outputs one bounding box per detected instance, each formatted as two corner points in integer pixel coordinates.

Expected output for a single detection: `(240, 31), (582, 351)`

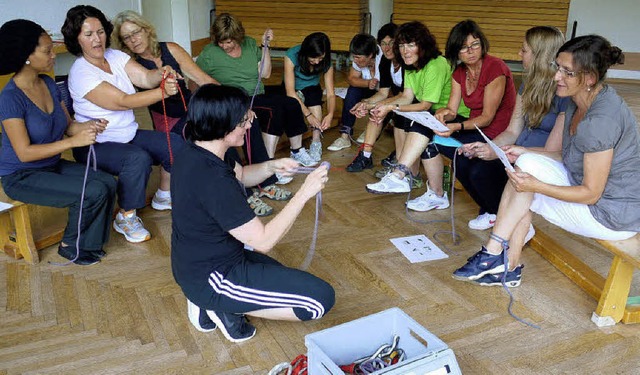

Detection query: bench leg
(12, 205), (38, 264)
(592, 256), (633, 327)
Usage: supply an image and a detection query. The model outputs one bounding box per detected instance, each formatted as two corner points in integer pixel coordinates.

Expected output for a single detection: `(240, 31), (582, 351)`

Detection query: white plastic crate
(305, 308), (461, 374)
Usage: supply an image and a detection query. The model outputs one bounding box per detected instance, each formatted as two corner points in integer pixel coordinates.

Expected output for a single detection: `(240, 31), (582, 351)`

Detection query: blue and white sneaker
(452, 247), (507, 281)
(473, 265), (524, 287)
(187, 299), (217, 332)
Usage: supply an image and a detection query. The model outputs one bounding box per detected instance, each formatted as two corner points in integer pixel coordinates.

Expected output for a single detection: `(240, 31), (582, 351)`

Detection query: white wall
(567, 0), (639, 52)
(369, 0), (393, 36)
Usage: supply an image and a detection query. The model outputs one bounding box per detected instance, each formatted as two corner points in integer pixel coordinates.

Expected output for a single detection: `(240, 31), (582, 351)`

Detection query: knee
(295, 280), (335, 321)
(122, 150), (153, 175)
(84, 179), (114, 204)
(514, 153), (540, 175)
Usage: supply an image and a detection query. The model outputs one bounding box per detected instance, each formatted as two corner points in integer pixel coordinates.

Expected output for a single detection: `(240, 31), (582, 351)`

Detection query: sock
(291, 147), (301, 154)
(363, 151), (372, 158)
(156, 189), (170, 198)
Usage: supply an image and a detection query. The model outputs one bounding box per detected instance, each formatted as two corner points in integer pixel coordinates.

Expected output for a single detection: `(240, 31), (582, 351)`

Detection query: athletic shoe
(452, 247), (507, 281)
(381, 151), (397, 167)
(291, 148), (318, 167)
(206, 310), (256, 343)
(275, 172), (293, 185)
(468, 213), (497, 230)
(524, 224), (535, 244)
(374, 166), (391, 179)
(309, 141), (322, 162)
(113, 211), (151, 243)
(356, 131), (366, 143)
(187, 299), (217, 332)
(57, 245), (100, 266)
(366, 172), (410, 194)
(346, 151), (373, 172)
(473, 265), (524, 288)
(151, 193), (172, 211)
(327, 137), (350, 151)
(406, 188), (449, 212)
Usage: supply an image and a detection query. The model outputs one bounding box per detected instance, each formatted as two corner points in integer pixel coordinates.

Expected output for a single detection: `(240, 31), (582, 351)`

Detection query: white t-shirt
(69, 48), (138, 143)
(351, 45), (383, 81)
(391, 63), (403, 88)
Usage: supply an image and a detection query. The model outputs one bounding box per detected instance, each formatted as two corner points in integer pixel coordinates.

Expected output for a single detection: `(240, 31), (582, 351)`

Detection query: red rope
(160, 74), (187, 165)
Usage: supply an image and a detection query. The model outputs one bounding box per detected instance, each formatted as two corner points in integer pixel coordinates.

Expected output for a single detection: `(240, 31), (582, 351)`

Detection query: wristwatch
(395, 103), (400, 111)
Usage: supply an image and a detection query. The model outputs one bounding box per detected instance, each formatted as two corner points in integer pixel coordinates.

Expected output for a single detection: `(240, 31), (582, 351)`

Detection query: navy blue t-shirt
(171, 142), (255, 301)
(0, 75), (67, 176)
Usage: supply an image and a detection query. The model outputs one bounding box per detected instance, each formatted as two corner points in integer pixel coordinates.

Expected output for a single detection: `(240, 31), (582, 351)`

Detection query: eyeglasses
(550, 61), (579, 78)
(236, 115), (253, 128)
(380, 40), (394, 48)
(459, 41), (482, 54)
(121, 28), (144, 43)
(397, 42), (417, 51)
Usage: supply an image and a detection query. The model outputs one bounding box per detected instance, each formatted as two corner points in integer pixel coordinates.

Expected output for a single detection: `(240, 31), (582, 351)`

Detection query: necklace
(466, 67), (480, 82)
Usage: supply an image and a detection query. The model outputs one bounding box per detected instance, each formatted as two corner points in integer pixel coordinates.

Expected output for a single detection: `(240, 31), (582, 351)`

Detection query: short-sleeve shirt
(136, 42), (191, 118)
(378, 57), (403, 96)
(515, 83), (570, 147)
(196, 37), (263, 95)
(68, 48), (138, 143)
(452, 54), (516, 138)
(562, 85), (640, 231)
(285, 45), (330, 91)
(171, 142), (256, 301)
(404, 55), (453, 112)
(0, 75), (67, 176)
(351, 45), (382, 81)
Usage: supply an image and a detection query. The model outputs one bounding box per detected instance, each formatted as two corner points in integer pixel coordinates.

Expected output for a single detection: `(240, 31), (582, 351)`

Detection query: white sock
(363, 151), (372, 158)
(156, 189), (170, 198)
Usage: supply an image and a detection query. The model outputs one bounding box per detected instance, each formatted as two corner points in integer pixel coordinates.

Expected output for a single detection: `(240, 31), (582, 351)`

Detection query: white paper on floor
(390, 234), (448, 263)
(0, 201), (14, 213)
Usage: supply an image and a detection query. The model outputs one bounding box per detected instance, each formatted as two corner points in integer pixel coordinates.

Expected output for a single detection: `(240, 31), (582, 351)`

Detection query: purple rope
(291, 161), (330, 270)
(249, 40), (269, 110)
(49, 144), (96, 266)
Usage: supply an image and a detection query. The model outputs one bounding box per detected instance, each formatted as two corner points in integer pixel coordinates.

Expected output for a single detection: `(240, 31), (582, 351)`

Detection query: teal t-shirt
(196, 37), (264, 95)
(285, 45), (329, 91)
(404, 56), (470, 117)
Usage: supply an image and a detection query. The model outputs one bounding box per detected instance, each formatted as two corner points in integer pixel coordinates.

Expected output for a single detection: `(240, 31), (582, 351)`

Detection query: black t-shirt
(171, 142), (255, 300)
(378, 57), (404, 96)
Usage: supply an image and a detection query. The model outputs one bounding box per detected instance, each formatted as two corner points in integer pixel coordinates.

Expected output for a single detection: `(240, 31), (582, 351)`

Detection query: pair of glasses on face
(459, 41), (482, 54)
(397, 42), (417, 51)
(550, 61), (579, 78)
(380, 40), (394, 48)
(121, 28), (144, 43)
(236, 115), (253, 128)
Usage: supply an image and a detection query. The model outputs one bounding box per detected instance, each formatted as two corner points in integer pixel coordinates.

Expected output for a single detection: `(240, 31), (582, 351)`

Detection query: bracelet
(395, 103), (400, 111)
(305, 113), (312, 118)
(460, 122), (465, 131)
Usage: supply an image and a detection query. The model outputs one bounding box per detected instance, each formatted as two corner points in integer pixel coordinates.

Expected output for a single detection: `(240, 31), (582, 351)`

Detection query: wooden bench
(392, 0), (570, 62)
(529, 229), (640, 326)
(204, 0), (368, 54)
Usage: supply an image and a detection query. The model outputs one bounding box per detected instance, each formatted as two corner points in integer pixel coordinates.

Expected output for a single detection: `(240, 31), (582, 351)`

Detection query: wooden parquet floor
(2, 80), (640, 374)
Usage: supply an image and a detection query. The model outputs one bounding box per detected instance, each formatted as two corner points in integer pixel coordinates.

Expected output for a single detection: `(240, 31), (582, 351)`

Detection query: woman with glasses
(364, 21), (468, 201)
(171, 84), (334, 343)
(111, 10), (219, 212)
(283, 32), (336, 163)
(452, 35), (640, 287)
(62, 5), (184, 243)
(415, 19), (517, 218)
(455, 26), (568, 234)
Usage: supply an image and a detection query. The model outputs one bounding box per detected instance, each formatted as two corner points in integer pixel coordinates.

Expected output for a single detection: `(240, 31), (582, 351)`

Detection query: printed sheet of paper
(334, 87), (348, 99)
(390, 235), (448, 263)
(0, 201), (14, 213)
(393, 111), (450, 132)
(474, 125), (515, 172)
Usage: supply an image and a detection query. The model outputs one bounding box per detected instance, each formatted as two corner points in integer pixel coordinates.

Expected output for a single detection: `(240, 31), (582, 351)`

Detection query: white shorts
(515, 153), (636, 241)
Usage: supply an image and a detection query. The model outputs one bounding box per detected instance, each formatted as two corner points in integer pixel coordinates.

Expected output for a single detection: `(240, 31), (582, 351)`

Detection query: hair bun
(609, 46), (625, 66)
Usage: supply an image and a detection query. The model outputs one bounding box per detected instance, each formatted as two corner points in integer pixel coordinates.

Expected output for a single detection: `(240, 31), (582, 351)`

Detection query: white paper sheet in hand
(390, 235), (448, 263)
(474, 125), (515, 172)
(393, 111), (450, 132)
(334, 87), (348, 99)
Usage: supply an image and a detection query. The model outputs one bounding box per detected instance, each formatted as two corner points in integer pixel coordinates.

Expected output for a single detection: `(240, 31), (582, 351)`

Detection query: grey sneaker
(113, 211), (151, 243)
(151, 193), (171, 210)
(366, 172), (410, 194)
(327, 136), (350, 151)
(406, 188), (449, 212)
(309, 141), (322, 162)
(291, 148), (318, 167)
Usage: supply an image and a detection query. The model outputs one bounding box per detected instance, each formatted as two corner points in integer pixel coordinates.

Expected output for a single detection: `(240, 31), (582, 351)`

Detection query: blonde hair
(521, 26), (565, 128)
(211, 13), (244, 44)
(111, 10), (160, 58)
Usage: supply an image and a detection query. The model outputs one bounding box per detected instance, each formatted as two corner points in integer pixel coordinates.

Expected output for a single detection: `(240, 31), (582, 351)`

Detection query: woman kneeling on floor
(171, 84), (335, 343)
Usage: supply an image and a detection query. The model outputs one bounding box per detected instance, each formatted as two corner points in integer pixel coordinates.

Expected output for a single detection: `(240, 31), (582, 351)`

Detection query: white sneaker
(309, 141), (322, 162)
(151, 192), (171, 210)
(468, 213), (497, 230)
(113, 211), (151, 243)
(275, 172), (293, 185)
(291, 148), (318, 167)
(524, 224), (536, 244)
(366, 172), (410, 194)
(327, 136), (350, 151)
(187, 299), (217, 332)
(407, 188), (449, 212)
(356, 131), (366, 143)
